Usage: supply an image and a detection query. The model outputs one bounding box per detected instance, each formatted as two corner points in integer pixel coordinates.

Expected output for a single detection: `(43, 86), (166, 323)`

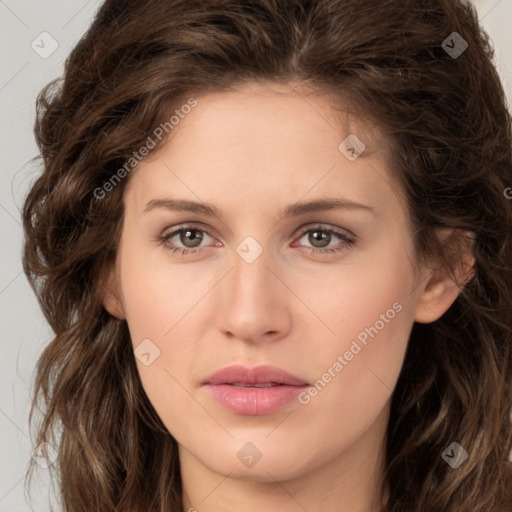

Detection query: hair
(21, 0), (512, 511)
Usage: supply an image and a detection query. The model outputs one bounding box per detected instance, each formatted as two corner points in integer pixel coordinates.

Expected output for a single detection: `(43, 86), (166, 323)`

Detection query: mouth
(203, 365), (309, 415)
(203, 364), (309, 387)
(225, 382), (287, 388)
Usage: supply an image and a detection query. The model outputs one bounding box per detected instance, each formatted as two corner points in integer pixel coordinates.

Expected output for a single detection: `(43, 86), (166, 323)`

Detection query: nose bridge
(217, 236), (286, 340)
(230, 238), (273, 307)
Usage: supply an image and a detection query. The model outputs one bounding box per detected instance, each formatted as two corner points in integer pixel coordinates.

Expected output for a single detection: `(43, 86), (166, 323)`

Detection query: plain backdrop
(0, 0), (511, 510)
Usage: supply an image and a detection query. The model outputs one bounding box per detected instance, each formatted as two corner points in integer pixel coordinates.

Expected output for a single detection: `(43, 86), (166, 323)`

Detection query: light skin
(102, 81), (474, 512)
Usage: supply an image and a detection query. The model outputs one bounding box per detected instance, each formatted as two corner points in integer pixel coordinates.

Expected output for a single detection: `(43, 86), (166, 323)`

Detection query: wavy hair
(22, 0), (512, 510)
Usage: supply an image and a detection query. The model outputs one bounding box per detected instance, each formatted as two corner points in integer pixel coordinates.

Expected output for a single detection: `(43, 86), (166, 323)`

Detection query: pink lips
(203, 365), (309, 415)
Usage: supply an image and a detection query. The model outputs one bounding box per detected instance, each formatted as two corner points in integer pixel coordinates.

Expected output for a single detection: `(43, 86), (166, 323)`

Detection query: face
(103, 81), (455, 484)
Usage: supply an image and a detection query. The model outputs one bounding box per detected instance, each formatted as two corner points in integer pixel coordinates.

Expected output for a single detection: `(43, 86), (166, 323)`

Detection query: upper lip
(203, 365), (309, 386)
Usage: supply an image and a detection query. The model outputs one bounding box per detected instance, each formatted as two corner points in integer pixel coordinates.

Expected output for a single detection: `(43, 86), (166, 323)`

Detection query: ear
(414, 229), (475, 324)
(100, 260), (126, 320)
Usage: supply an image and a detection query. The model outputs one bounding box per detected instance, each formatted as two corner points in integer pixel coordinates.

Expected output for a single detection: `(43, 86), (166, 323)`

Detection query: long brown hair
(22, 0), (512, 510)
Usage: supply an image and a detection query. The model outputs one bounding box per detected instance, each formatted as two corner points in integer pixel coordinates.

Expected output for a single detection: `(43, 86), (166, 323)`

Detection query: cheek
(295, 235), (415, 350)
(292, 241), (416, 412)
(117, 247), (215, 413)
(118, 246), (215, 345)
(118, 257), (210, 434)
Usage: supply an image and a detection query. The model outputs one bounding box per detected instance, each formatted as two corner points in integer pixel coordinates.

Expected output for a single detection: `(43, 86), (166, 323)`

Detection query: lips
(203, 365), (309, 415)
(203, 365), (309, 387)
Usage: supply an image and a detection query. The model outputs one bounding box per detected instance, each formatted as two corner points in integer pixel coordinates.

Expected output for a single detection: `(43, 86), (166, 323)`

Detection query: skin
(103, 81), (473, 512)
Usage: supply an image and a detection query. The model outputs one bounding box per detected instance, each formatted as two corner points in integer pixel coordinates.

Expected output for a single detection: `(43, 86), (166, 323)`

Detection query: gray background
(1, 0), (511, 510)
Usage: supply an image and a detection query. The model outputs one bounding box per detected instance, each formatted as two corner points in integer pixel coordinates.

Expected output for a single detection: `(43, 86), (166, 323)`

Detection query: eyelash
(156, 223), (355, 257)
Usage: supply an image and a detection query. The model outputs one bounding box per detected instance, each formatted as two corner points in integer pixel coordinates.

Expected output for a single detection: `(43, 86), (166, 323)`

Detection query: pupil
(181, 229), (203, 248)
(309, 230), (330, 248)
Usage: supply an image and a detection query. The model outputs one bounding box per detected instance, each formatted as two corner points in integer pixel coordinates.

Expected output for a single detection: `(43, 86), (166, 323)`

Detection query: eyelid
(159, 223), (220, 247)
(159, 222), (354, 243)
(294, 223), (355, 241)
(157, 221), (356, 255)
(161, 221), (217, 237)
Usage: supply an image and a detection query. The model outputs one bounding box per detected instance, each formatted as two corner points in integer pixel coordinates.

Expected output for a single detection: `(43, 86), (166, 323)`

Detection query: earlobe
(101, 264), (126, 320)
(413, 230), (475, 324)
(413, 266), (465, 324)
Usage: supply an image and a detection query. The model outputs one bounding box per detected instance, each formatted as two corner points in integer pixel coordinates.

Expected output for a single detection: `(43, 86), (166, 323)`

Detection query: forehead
(172, 81), (385, 155)
(124, 81), (402, 217)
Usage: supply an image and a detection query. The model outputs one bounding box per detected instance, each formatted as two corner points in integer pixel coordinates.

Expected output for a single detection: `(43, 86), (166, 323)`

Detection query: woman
(22, 0), (512, 510)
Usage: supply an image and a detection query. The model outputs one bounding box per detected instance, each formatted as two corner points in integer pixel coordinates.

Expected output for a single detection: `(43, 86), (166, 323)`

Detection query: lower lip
(204, 384), (307, 415)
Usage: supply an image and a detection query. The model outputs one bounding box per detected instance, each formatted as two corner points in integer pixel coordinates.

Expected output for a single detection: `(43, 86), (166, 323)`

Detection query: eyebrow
(143, 197), (375, 218)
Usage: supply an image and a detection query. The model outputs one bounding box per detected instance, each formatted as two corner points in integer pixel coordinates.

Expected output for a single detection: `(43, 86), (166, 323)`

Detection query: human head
(23, 1), (512, 511)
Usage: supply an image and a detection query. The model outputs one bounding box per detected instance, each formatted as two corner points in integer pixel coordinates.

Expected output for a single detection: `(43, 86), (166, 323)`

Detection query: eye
(156, 223), (355, 257)
(292, 224), (355, 255)
(157, 224), (218, 255)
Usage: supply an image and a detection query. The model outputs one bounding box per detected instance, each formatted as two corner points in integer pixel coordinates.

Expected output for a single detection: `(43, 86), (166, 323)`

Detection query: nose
(216, 244), (291, 344)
